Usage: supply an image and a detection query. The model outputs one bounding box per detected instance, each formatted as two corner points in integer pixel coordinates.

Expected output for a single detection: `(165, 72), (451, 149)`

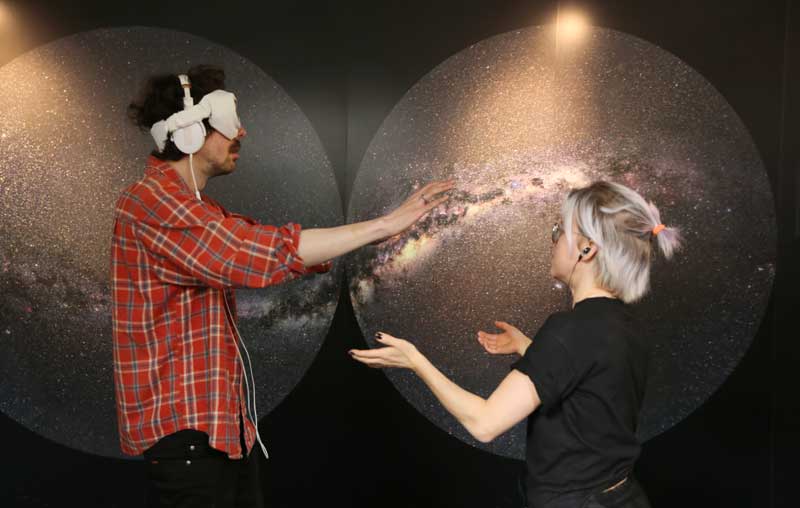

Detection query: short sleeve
(511, 316), (579, 413)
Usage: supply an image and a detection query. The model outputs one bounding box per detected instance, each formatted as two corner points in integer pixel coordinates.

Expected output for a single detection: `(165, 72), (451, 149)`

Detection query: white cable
(189, 153), (202, 201)
(223, 291), (269, 459)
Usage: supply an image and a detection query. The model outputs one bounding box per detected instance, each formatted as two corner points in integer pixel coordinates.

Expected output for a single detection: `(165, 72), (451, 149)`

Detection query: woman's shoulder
(537, 299), (631, 347)
(535, 311), (577, 342)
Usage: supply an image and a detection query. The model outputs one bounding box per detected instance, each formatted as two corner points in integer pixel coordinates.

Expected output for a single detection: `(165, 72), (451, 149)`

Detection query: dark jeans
(533, 475), (652, 508)
(143, 429), (263, 508)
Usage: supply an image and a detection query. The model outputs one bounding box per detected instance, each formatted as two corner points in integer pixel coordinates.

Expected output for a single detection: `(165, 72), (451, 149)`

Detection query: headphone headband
(178, 74), (194, 109)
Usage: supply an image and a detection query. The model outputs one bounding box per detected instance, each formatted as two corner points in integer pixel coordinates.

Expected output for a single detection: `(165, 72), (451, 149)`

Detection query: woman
(350, 181), (682, 508)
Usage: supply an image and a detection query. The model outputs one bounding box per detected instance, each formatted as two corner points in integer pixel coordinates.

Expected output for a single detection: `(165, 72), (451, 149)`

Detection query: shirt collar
(144, 155), (194, 195)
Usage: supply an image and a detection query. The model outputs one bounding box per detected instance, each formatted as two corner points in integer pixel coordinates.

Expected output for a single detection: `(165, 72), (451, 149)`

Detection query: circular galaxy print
(347, 26), (775, 459)
(0, 27), (342, 459)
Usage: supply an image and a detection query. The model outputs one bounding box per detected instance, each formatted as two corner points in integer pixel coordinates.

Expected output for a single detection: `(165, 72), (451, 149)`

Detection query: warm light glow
(396, 235), (434, 267)
(0, 2), (20, 65)
(556, 9), (589, 43)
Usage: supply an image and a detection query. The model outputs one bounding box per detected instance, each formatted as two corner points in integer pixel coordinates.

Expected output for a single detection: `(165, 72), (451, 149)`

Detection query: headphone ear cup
(171, 121), (206, 154)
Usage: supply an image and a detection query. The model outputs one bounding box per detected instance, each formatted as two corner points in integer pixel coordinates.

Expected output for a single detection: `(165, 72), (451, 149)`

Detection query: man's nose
(237, 127), (247, 139)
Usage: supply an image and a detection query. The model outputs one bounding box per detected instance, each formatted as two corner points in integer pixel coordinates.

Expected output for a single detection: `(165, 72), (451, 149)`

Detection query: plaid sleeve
(209, 196), (333, 276)
(130, 182), (330, 288)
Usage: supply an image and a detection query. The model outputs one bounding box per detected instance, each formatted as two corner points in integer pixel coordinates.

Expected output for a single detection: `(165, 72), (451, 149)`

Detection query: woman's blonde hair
(562, 181), (682, 303)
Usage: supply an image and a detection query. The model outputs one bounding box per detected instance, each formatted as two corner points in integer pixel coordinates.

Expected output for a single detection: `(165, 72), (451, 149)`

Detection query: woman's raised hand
(477, 321), (532, 356)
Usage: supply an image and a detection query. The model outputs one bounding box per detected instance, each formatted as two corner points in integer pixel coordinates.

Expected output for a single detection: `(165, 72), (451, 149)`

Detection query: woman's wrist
(408, 347), (428, 374)
(517, 337), (532, 356)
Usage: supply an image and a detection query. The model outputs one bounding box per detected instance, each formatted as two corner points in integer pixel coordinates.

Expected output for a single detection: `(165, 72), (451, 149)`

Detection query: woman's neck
(570, 282), (617, 307)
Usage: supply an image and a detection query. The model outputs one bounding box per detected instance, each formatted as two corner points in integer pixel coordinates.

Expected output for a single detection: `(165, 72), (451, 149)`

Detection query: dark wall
(1, 1), (797, 507)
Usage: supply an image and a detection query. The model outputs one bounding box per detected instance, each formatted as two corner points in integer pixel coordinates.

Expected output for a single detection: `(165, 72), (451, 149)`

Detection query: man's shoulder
(114, 174), (155, 209)
(115, 165), (188, 215)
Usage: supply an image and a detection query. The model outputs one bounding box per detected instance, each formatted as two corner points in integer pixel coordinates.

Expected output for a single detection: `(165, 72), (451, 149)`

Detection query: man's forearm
(297, 217), (391, 266)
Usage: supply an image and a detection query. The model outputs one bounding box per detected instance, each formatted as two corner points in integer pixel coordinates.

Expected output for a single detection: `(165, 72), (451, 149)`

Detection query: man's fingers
(421, 179), (455, 194)
(412, 180), (449, 199)
(417, 180), (456, 204)
(426, 181), (456, 198)
(403, 180), (455, 212)
(423, 195), (450, 213)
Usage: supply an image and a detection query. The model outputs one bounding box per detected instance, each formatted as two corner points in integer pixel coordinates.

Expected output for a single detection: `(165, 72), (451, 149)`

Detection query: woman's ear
(579, 243), (598, 262)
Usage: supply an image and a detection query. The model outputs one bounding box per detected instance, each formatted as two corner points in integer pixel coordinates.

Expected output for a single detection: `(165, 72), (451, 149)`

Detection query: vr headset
(150, 74), (241, 155)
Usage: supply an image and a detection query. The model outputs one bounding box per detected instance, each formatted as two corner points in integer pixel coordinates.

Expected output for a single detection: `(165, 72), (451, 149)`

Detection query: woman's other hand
(477, 321), (532, 356)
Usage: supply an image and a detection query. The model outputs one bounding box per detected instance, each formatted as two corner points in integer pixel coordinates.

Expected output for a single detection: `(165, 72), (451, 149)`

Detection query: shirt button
(185, 460), (192, 465)
(189, 445), (196, 451)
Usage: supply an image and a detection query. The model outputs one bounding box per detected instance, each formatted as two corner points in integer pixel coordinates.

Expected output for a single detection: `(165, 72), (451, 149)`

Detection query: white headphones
(149, 74), (242, 199)
(150, 74), (242, 154)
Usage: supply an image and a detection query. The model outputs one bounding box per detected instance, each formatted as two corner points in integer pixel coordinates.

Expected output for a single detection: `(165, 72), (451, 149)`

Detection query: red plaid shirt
(110, 156), (330, 458)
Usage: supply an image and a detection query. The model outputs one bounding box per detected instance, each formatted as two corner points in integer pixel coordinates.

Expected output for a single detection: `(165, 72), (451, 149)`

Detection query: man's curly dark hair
(128, 65), (227, 161)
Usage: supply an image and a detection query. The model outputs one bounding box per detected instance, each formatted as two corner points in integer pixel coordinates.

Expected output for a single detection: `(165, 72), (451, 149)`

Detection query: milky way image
(0, 27), (342, 458)
(347, 26), (776, 459)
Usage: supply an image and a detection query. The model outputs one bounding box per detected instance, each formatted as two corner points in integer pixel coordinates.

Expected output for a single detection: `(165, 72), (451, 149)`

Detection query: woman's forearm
(297, 218), (391, 266)
(409, 350), (494, 442)
(350, 335), (539, 442)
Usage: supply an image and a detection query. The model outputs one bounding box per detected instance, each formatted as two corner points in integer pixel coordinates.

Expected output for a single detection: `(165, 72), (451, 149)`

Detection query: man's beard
(209, 142), (241, 177)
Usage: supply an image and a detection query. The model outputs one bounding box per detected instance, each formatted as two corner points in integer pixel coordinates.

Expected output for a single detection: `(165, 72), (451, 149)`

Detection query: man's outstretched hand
(380, 180), (455, 239)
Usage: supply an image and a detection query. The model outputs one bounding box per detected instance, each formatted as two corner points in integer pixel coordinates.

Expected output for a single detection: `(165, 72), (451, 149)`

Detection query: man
(112, 64), (453, 507)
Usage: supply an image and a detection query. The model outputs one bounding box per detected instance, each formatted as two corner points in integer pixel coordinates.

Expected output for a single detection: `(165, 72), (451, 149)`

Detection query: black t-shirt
(511, 297), (649, 506)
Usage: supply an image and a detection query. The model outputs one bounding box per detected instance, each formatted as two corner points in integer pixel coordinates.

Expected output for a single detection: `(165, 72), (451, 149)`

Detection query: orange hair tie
(652, 224), (666, 236)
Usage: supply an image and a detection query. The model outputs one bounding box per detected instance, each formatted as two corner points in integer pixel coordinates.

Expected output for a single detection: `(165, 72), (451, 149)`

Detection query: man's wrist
(371, 216), (393, 243)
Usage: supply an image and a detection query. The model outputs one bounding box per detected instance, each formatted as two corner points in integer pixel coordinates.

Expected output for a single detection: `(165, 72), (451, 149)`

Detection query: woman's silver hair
(562, 181), (682, 303)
